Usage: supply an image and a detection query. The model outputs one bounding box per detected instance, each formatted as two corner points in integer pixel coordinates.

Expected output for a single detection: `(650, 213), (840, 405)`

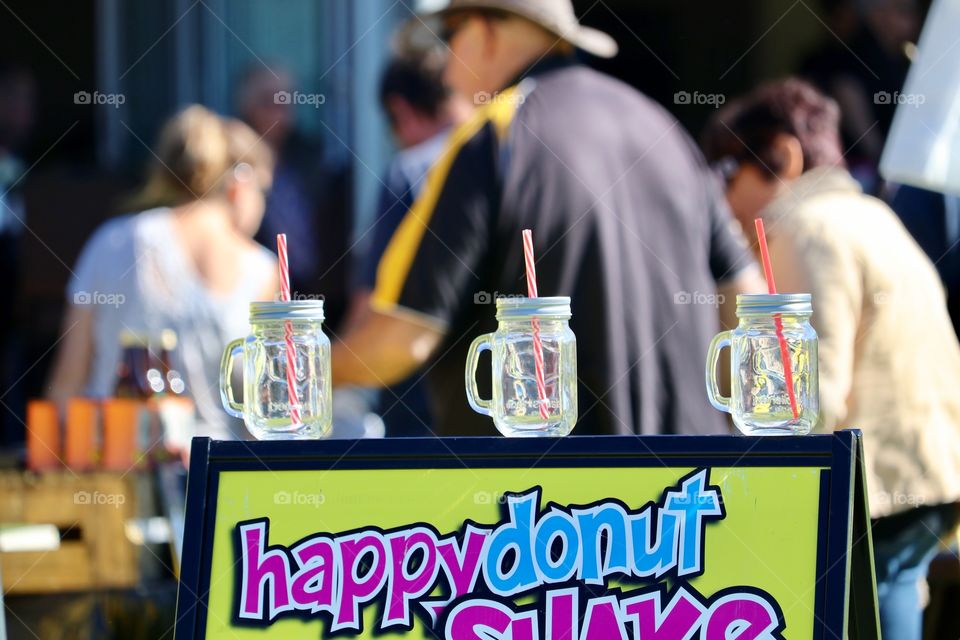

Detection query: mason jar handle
(705, 331), (732, 413)
(219, 337), (245, 418)
(465, 333), (494, 416)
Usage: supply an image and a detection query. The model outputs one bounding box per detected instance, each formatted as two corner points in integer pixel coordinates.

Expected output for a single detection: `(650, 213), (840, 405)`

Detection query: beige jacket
(765, 167), (960, 517)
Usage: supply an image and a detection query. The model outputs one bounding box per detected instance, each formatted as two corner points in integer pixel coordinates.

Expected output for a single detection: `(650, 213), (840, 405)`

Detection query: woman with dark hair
(702, 77), (960, 640)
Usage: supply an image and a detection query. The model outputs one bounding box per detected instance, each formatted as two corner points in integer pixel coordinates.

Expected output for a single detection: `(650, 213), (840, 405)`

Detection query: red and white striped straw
(276, 234), (302, 426)
(522, 229), (550, 420)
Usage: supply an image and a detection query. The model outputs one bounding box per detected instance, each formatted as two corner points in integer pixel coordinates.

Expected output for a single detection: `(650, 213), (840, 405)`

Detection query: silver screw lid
(495, 296), (572, 320)
(249, 300), (325, 322)
(736, 293), (812, 316)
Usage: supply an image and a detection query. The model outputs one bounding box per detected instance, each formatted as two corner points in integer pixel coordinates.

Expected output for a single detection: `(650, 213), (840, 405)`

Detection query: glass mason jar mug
(465, 297), (578, 437)
(220, 301), (332, 440)
(705, 294), (819, 435)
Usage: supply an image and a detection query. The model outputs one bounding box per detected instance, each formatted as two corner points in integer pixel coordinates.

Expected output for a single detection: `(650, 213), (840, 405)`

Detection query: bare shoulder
(239, 239), (279, 300)
(241, 238), (277, 268)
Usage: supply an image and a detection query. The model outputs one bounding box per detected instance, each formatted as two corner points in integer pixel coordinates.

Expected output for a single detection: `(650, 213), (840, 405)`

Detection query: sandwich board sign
(175, 431), (879, 639)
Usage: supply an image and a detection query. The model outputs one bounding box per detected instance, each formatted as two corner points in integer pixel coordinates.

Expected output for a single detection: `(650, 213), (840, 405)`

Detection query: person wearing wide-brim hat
(398, 0), (617, 60)
(334, 0), (764, 437)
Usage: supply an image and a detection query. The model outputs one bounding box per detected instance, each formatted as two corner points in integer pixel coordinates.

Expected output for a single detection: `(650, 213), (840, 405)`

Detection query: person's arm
(332, 308), (443, 387)
(46, 304), (95, 407)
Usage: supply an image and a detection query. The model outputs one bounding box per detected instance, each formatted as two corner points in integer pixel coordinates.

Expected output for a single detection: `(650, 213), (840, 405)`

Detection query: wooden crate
(0, 471), (138, 595)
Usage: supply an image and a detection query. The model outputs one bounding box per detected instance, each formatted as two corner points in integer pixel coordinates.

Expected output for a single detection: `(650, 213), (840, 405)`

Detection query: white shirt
(68, 208), (274, 440)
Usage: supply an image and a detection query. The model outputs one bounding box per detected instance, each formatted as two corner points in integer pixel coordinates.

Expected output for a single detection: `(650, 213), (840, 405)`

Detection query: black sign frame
(174, 430), (879, 639)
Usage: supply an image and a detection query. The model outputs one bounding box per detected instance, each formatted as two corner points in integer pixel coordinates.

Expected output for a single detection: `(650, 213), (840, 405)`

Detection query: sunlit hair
(701, 78), (844, 179)
(132, 105), (273, 209)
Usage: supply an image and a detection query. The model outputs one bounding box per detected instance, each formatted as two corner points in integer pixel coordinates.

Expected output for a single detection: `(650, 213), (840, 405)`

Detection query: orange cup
(101, 399), (142, 471)
(26, 399), (61, 471)
(65, 398), (99, 471)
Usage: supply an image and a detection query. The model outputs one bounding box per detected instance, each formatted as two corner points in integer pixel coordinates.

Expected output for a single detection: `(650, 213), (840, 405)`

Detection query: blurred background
(0, 0), (930, 442)
(4, 0), (957, 638)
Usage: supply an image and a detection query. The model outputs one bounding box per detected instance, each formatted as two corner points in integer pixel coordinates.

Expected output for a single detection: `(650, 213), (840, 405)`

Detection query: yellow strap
(371, 87), (522, 309)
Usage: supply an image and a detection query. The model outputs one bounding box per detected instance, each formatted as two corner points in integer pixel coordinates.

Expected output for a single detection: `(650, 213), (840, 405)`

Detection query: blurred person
(702, 78), (960, 640)
(356, 52), (474, 298)
(347, 51), (472, 437)
(236, 64), (353, 331)
(333, 0), (763, 437)
(383, 52), (474, 149)
(0, 62), (35, 445)
(46, 105), (277, 442)
(806, 0), (920, 191)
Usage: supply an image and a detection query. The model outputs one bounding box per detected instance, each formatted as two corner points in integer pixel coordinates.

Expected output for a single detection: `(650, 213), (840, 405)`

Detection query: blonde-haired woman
(48, 105), (278, 441)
